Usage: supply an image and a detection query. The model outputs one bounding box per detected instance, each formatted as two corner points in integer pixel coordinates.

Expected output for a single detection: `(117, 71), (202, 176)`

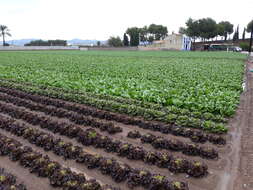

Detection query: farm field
(0, 50), (248, 190)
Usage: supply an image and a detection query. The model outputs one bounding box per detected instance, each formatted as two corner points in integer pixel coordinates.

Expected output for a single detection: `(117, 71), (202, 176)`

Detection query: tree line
(24, 40), (67, 46)
(179, 18), (253, 42)
(108, 19), (253, 47)
(108, 24), (168, 47)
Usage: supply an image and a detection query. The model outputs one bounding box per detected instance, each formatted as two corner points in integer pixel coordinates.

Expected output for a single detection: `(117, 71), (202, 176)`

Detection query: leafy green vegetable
(0, 50), (245, 133)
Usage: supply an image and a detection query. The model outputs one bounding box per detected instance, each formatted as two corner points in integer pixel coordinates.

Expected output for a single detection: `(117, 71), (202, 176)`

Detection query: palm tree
(0, 25), (11, 46)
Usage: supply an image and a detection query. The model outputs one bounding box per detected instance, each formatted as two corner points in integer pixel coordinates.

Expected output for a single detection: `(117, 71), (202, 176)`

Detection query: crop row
(57, 88), (227, 123)
(0, 168), (27, 190)
(0, 100), (218, 160)
(0, 115), (190, 189)
(0, 50), (244, 118)
(0, 102), (209, 177)
(0, 133), (118, 190)
(0, 81), (228, 133)
(0, 86), (227, 145)
(127, 131), (218, 159)
(0, 79), (227, 123)
(0, 91), (122, 134)
(36, 84), (227, 122)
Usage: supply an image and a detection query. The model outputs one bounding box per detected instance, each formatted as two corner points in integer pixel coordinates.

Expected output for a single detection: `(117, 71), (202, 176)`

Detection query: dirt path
(229, 59), (253, 190)
(0, 157), (59, 190)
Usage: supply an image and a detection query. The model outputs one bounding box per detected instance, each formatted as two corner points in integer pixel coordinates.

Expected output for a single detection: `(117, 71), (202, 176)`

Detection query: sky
(0, 0), (252, 40)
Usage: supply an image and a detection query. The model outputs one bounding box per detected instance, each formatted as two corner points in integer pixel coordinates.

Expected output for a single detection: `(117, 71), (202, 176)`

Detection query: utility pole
(249, 22), (253, 56)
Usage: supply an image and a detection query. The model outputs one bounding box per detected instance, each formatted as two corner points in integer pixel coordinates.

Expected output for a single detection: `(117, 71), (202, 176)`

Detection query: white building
(139, 33), (192, 51)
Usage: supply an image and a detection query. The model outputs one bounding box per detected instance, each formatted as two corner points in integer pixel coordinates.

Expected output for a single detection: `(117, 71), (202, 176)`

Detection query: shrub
(239, 42), (250, 51)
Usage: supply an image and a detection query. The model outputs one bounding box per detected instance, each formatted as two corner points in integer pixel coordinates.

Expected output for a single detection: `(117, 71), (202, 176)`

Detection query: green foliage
(185, 18), (200, 41)
(198, 18), (217, 40)
(233, 25), (239, 41)
(126, 27), (140, 46)
(178, 27), (187, 34)
(126, 24), (168, 46)
(242, 28), (246, 40)
(176, 116), (189, 127)
(123, 33), (129, 46)
(239, 42), (250, 51)
(148, 24), (168, 40)
(107, 36), (123, 47)
(148, 36), (154, 43)
(0, 25), (11, 46)
(25, 39), (67, 46)
(0, 50), (246, 133)
(247, 20), (253, 33)
(183, 18), (233, 41)
(217, 21), (234, 41)
(166, 114), (177, 122)
(139, 26), (148, 45)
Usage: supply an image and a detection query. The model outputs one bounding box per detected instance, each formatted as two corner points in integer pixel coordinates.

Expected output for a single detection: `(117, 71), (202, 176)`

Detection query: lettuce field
(0, 50), (247, 190)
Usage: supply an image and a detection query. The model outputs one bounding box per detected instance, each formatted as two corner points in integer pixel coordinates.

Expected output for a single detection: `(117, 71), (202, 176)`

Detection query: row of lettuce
(0, 80), (228, 134)
(0, 85), (226, 146)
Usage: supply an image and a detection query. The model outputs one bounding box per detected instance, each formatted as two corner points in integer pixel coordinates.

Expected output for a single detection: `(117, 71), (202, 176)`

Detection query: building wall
(138, 34), (191, 50)
(163, 34), (183, 50)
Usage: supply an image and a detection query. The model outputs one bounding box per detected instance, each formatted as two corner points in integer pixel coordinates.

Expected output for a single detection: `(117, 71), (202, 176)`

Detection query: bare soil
(230, 60), (253, 190)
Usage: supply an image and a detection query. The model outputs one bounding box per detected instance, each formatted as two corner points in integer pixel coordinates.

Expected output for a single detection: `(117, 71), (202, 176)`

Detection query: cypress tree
(123, 33), (129, 46)
(242, 28), (246, 40)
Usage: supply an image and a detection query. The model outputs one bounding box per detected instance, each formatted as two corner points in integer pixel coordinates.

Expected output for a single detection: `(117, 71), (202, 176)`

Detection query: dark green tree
(242, 28), (246, 40)
(126, 27), (140, 46)
(217, 23), (225, 38)
(25, 40), (47, 46)
(123, 33), (129, 46)
(97, 41), (101, 46)
(148, 36), (154, 43)
(139, 26), (148, 45)
(148, 24), (168, 40)
(217, 21), (233, 41)
(198, 18), (217, 41)
(107, 36), (123, 47)
(25, 39), (67, 46)
(0, 25), (11, 46)
(233, 25), (239, 41)
(247, 20), (253, 33)
(185, 18), (200, 42)
(48, 39), (67, 46)
(232, 31), (237, 41)
(178, 27), (187, 34)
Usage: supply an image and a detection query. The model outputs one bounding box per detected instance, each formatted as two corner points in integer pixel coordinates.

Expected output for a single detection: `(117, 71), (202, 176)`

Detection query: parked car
(230, 46), (242, 52)
(209, 44), (228, 51)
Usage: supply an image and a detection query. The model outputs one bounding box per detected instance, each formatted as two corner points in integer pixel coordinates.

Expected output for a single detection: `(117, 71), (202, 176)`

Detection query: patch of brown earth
(231, 60), (253, 190)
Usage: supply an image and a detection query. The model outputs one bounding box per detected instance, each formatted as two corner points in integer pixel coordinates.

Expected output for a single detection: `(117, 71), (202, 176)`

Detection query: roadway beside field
(232, 57), (253, 190)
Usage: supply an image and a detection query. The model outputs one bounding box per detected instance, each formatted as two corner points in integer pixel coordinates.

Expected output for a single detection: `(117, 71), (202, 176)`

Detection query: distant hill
(2, 39), (106, 46)
(4, 39), (39, 46)
(67, 39), (107, 45)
